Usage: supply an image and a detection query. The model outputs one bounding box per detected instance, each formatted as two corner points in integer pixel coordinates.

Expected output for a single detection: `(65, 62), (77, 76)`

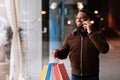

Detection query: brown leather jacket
(55, 29), (109, 77)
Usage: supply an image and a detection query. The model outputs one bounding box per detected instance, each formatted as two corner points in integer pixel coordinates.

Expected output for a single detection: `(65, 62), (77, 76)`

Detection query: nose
(77, 18), (81, 21)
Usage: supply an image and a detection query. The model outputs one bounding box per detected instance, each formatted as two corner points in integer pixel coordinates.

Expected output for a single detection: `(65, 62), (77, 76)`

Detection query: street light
(94, 10), (99, 14)
(41, 11), (47, 14)
(50, 2), (58, 10)
(90, 20), (94, 24)
(77, 2), (84, 10)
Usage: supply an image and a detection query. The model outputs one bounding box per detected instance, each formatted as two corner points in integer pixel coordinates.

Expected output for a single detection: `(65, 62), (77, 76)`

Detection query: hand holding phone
(82, 19), (92, 34)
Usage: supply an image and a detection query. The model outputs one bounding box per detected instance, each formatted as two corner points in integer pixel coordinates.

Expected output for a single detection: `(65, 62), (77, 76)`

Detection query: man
(52, 9), (109, 80)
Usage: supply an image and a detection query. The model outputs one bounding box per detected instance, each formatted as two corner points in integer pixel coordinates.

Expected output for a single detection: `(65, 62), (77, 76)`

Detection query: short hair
(79, 9), (93, 19)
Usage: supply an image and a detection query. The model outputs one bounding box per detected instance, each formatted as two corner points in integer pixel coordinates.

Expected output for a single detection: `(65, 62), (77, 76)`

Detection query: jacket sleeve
(89, 31), (109, 53)
(55, 35), (70, 59)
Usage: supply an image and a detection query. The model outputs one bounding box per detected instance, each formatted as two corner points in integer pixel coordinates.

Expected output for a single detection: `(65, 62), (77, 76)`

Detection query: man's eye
(81, 18), (85, 21)
(82, 18), (87, 21)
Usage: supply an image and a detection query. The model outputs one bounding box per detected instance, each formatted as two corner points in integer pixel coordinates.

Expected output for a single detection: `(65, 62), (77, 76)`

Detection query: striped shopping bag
(45, 63), (54, 80)
(53, 63), (70, 80)
(39, 65), (48, 80)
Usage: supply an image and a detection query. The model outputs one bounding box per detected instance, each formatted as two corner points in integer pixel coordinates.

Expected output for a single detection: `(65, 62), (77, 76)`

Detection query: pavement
(99, 37), (120, 80)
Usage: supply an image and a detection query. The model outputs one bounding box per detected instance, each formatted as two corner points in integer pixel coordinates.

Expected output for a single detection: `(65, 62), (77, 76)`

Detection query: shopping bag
(53, 63), (70, 80)
(45, 63), (54, 80)
(39, 65), (48, 80)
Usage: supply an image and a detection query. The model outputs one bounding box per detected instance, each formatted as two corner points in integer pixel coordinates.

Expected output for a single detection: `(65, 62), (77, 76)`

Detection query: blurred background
(42, 0), (120, 80)
(0, 0), (120, 80)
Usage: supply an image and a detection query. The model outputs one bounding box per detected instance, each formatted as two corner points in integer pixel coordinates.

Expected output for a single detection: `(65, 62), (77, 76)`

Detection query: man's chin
(77, 24), (83, 27)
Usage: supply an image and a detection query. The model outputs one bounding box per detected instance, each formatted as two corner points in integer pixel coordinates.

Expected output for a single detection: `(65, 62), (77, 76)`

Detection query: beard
(76, 25), (88, 36)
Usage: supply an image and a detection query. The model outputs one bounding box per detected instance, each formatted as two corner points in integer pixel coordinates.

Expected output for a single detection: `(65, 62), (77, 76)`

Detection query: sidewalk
(99, 37), (120, 80)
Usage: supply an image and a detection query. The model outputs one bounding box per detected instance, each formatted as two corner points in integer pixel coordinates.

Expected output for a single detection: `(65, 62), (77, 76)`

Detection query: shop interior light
(41, 11), (47, 14)
(67, 20), (72, 25)
(50, 2), (58, 10)
(90, 20), (94, 24)
(100, 17), (104, 21)
(94, 10), (99, 14)
(77, 2), (84, 10)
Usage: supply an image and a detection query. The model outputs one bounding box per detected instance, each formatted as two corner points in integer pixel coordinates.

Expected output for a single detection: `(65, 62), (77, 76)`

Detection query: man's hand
(83, 20), (92, 34)
(52, 50), (57, 58)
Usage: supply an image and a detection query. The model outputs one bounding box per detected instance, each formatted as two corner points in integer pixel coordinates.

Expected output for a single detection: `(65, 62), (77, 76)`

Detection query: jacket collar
(72, 28), (78, 36)
(72, 28), (88, 36)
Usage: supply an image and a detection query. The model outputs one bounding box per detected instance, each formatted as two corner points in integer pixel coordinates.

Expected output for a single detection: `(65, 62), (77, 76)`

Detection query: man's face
(75, 12), (88, 27)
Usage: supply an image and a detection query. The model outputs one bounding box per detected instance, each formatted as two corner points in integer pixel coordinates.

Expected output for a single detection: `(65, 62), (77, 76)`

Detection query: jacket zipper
(80, 36), (84, 76)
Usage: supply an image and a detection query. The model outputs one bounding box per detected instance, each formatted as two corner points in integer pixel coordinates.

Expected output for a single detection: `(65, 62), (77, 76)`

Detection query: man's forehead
(76, 12), (87, 17)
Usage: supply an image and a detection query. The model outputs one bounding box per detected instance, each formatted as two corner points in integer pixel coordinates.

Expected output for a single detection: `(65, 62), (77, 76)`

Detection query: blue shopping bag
(45, 63), (54, 80)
